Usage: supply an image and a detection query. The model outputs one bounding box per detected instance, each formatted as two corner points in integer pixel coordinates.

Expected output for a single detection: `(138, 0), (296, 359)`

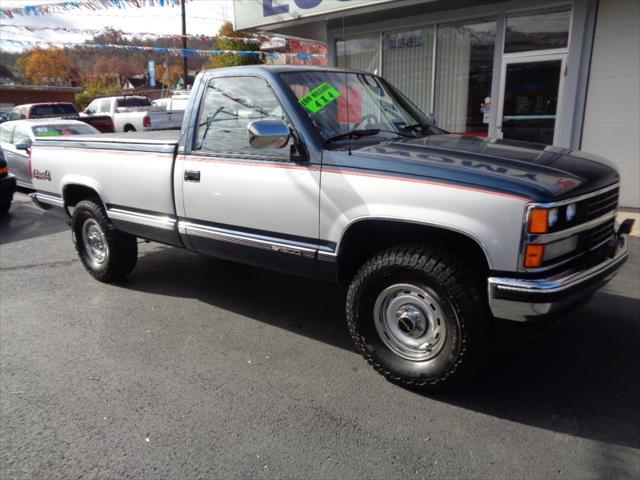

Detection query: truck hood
(350, 134), (619, 202)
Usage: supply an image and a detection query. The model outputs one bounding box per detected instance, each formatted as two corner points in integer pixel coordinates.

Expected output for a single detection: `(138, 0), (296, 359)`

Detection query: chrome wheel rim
(81, 218), (108, 266)
(373, 283), (448, 362)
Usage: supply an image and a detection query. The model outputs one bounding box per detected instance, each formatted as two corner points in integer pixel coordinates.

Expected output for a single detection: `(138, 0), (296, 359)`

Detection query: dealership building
(234, 0), (639, 207)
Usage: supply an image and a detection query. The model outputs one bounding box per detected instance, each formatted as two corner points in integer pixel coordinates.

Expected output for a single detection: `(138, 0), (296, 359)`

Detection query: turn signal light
(524, 244), (545, 268)
(529, 208), (549, 234)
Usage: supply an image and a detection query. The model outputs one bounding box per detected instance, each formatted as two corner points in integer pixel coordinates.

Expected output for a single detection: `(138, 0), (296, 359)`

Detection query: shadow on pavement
(125, 245), (640, 451)
(0, 193), (69, 245)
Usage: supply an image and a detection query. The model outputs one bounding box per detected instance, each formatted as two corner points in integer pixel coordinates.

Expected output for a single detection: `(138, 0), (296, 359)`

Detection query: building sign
(234, 0), (396, 30)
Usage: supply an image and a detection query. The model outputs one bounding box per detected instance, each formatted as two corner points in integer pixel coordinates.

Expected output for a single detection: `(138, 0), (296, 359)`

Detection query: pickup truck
(29, 66), (634, 391)
(6, 102), (114, 133)
(82, 96), (181, 133)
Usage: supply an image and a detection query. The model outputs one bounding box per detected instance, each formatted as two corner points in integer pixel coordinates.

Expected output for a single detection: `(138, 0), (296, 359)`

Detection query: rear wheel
(71, 199), (137, 282)
(346, 244), (492, 391)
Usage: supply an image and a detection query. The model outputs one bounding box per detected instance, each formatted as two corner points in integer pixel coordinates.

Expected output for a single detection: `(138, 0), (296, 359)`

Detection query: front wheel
(346, 244), (492, 391)
(71, 199), (138, 282)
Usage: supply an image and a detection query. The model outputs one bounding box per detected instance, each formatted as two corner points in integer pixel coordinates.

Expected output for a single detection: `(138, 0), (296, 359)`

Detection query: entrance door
(497, 53), (566, 145)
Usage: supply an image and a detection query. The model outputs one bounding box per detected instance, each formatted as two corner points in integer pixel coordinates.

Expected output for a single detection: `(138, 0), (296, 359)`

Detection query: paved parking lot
(1, 192), (639, 479)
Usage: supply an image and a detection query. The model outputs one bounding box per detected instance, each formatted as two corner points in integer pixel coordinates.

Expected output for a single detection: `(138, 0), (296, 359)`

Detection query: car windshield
(279, 71), (438, 145)
(30, 104), (77, 118)
(31, 124), (99, 137)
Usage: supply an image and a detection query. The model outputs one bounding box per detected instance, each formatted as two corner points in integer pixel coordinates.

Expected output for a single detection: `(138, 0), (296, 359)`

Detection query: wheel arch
(62, 182), (105, 211)
(335, 218), (492, 284)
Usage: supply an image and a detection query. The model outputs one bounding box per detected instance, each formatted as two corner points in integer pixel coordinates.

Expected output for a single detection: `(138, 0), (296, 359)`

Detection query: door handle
(184, 170), (200, 182)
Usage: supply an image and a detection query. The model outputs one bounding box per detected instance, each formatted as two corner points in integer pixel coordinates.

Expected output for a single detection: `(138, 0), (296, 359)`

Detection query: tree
(92, 57), (139, 79)
(23, 47), (75, 85)
(207, 21), (263, 69)
(75, 77), (123, 110)
(155, 63), (183, 88)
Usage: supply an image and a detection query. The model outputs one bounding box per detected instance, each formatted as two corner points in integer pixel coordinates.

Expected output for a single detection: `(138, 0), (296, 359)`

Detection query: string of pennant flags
(0, 0), (186, 19)
(0, 24), (263, 43)
(0, 38), (326, 61)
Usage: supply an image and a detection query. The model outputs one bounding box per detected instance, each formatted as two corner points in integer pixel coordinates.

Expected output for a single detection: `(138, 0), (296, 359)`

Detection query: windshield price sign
(299, 82), (341, 112)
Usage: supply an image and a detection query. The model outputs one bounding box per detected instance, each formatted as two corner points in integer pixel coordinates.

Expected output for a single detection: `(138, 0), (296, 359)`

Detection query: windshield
(30, 104), (77, 118)
(280, 71), (438, 144)
(32, 123), (99, 137)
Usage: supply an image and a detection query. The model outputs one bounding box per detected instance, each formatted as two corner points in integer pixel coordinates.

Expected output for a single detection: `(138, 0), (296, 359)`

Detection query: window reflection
(505, 9), (571, 53)
(383, 27), (434, 114)
(434, 21), (496, 135)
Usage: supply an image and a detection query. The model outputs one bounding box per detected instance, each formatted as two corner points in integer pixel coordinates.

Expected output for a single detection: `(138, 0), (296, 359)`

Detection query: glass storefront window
(382, 27), (434, 114)
(505, 9), (571, 53)
(434, 20), (496, 135)
(336, 35), (380, 74)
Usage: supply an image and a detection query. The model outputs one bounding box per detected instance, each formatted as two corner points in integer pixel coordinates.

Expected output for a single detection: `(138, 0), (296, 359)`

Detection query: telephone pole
(181, 0), (188, 88)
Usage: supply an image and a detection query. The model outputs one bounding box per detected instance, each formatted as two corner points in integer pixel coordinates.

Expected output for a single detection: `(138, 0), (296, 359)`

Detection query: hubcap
(81, 218), (108, 266)
(374, 284), (448, 362)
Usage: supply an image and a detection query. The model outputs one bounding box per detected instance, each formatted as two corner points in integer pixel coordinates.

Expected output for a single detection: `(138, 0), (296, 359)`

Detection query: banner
(0, 0), (185, 19)
(0, 38), (327, 60)
(0, 24), (263, 43)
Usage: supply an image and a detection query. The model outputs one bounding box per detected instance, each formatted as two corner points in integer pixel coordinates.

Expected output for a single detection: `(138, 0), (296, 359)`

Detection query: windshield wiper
(325, 128), (414, 144)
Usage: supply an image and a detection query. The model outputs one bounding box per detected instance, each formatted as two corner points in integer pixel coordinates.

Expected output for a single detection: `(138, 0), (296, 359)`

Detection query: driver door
(175, 75), (321, 277)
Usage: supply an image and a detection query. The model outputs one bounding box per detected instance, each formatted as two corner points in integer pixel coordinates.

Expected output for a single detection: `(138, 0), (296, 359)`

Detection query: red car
(7, 103), (114, 133)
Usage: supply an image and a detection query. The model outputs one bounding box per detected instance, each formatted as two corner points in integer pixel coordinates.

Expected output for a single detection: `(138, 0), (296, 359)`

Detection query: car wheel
(346, 244), (492, 391)
(71, 199), (137, 282)
(0, 201), (10, 216)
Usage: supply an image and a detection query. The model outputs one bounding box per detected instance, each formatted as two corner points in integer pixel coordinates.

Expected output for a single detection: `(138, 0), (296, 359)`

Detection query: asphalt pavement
(1, 192), (639, 479)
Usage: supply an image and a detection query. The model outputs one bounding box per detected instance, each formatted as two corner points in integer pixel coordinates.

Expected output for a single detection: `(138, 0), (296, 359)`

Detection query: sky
(0, 0), (235, 52)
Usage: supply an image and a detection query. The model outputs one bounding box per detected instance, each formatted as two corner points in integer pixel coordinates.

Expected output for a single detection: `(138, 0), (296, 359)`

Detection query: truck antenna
(342, 14), (351, 156)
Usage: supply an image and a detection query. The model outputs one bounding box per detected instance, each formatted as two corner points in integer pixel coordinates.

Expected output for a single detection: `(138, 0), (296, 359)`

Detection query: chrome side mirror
(247, 119), (290, 149)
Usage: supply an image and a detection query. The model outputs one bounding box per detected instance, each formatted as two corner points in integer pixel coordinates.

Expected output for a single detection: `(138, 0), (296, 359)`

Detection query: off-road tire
(71, 199), (137, 282)
(346, 244), (492, 391)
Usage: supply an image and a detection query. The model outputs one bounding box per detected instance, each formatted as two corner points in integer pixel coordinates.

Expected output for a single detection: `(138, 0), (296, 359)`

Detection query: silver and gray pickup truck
(29, 66), (633, 390)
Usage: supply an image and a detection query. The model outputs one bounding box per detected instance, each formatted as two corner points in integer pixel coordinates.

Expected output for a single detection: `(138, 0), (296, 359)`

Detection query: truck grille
(581, 218), (615, 251)
(582, 186), (619, 221)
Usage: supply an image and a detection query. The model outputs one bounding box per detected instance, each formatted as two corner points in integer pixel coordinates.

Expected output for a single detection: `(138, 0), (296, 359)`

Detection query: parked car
(82, 96), (180, 132)
(0, 149), (17, 215)
(29, 66), (634, 391)
(0, 119), (99, 188)
(6, 102), (114, 133)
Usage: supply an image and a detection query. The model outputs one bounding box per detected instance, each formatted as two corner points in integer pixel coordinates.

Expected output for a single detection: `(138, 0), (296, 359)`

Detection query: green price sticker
(299, 82), (341, 113)
(36, 130), (61, 137)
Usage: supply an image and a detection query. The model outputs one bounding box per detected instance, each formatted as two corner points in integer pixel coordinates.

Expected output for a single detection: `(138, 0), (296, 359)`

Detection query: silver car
(0, 119), (99, 188)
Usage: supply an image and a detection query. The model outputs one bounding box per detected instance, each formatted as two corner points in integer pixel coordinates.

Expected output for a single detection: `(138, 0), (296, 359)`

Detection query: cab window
(99, 99), (111, 113)
(193, 76), (290, 159)
(12, 125), (32, 147)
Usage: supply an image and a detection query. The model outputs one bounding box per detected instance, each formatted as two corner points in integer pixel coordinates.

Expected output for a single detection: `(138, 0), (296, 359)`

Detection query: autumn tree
(155, 63), (183, 88)
(207, 21), (263, 69)
(23, 47), (75, 85)
(92, 57), (139, 79)
(75, 77), (123, 110)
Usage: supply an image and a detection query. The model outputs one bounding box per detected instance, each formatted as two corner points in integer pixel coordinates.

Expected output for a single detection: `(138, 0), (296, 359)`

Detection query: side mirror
(15, 141), (31, 151)
(426, 112), (437, 125)
(85, 109), (95, 115)
(247, 119), (290, 150)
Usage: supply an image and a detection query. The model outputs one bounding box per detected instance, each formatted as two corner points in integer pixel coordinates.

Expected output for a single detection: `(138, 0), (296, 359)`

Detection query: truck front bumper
(488, 234), (630, 323)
